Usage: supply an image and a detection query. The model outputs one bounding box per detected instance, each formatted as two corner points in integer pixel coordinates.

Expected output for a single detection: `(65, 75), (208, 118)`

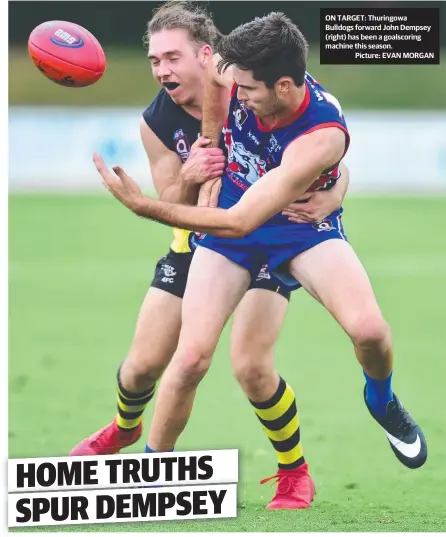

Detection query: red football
(28, 20), (106, 87)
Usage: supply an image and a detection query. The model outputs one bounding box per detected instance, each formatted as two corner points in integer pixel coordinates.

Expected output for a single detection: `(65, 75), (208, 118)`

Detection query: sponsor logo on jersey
(313, 219), (335, 232)
(173, 129), (191, 162)
(256, 265), (272, 281)
(50, 29), (84, 48)
(266, 134), (282, 154)
(247, 130), (260, 146)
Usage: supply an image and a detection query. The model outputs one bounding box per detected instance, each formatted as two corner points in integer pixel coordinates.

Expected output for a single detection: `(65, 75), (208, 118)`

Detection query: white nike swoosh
(385, 432), (421, 458)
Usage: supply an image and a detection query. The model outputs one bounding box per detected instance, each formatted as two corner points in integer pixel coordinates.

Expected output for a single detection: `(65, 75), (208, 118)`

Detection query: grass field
(9, 194), (446, 532)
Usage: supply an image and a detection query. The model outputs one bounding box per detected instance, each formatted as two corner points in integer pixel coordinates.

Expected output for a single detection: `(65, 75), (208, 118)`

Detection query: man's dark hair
(144, 0), (223, 49)
(218, 12), (308, 88)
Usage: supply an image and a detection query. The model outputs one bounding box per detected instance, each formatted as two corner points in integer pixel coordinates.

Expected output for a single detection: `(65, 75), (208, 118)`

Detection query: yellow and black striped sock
(250, 377), (304, 470)
(116, 370), (155, 431)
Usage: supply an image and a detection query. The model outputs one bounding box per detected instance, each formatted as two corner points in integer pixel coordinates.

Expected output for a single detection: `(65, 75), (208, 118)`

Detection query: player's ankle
(145, 444), (174, 453)
(364, 370), (393, 416)
(279, 460), (308, 473)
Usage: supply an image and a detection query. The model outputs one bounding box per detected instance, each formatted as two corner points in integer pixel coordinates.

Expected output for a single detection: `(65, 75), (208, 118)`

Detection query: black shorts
(150, 249), (291, 300)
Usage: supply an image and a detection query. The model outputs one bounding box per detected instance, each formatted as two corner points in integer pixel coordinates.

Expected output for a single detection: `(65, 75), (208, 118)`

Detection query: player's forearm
(333, 163), (350, 203)
(135, 166), (307, 238)
(201, 75), (230, 149)
(134, 197), (244, 238)
(158, 176), (199, 206)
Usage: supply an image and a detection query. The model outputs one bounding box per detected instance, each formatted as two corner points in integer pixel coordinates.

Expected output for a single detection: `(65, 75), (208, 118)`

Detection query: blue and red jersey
(218, 72), (350, 226)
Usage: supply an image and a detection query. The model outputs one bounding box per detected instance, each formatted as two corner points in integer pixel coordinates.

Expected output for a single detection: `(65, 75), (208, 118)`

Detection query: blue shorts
(199, 209), (347, 291)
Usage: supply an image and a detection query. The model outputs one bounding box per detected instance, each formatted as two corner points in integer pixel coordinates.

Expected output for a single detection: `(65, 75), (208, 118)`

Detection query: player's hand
(180, 136), (226, 185)
(197, 177), (222, 208)
(93, 153), (145, 212)
(282, 188), (343, 224)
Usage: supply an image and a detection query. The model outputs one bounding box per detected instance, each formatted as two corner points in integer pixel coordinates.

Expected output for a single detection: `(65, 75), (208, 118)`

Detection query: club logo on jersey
(256, 265), (272, 281)
(173, 129), (191, 162)
(50, 29), (84, 48)
(227, 141), (267, 185)
(160, 264), (177, 284)
(234, 102), (248, 130)
(313, 219), (335, 232)
(161, 264), (176, 277)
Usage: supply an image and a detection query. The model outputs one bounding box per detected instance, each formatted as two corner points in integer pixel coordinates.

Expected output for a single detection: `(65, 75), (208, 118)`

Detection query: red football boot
(70, 419), (142, 456)
(260, 462), (316, 510)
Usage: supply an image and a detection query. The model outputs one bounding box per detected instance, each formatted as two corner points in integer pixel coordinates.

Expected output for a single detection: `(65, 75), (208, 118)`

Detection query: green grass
(9, 194), (446, 531)
(9, 46), (446, 109)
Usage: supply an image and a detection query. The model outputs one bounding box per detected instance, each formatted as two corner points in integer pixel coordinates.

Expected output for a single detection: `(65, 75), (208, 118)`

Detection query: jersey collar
(256, 81), (310, 132)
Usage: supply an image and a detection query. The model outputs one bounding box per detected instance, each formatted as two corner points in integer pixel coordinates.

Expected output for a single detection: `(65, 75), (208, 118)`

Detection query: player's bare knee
(121, 353), (164, 388)
(233, 359), (273, 394)
(348, 314), (391, 349)
(175, 346), (212, 387)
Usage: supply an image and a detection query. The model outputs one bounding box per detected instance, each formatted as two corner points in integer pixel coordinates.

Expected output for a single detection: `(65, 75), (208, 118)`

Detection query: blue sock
(364, 371), (393, 416)
(143, 445), (173, 488)
(145, 444), (174, 453)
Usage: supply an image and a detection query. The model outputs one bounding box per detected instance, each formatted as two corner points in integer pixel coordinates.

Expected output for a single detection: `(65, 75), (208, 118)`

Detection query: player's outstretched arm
(95, 150), (244, 237)
(94, 127), (346, 237)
